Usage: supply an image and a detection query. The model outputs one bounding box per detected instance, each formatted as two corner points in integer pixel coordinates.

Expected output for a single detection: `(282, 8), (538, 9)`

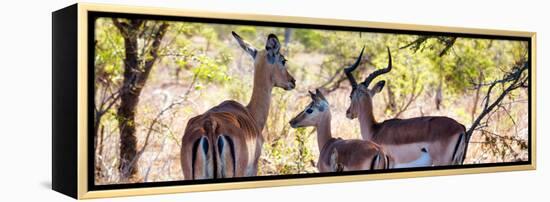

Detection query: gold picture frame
(52, 3), (536, 199)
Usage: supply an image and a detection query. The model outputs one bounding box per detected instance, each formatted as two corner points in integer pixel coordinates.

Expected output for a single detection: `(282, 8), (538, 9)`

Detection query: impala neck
(316, 112), (332, 152)
(246, 61), (273, 130)
(358, 101), (378, 140)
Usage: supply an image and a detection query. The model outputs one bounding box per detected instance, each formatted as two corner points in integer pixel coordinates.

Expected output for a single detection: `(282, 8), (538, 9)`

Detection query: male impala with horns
(344, 47), (467, 166)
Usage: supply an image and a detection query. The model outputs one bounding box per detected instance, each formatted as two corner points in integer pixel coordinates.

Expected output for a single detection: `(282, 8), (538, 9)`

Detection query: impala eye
(306, 108), (313, 114)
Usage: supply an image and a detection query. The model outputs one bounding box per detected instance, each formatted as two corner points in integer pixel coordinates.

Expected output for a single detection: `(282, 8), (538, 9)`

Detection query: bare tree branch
(393, 65), (424, 118)
(123, 74), (199, 176)
(400, 36), (457, 57)
(462, 60), (529, 161)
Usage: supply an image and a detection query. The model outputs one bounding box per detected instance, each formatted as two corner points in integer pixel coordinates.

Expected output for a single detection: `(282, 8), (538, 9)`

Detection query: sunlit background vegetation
(93, 17), (529, 185)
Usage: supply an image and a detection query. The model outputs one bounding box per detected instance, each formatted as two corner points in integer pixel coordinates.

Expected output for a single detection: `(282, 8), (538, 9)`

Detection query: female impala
(289, 89), (391, 172)
(181, 32), (296, 179)
(344, 47), (467, 166)
(289, 89), (432, 172)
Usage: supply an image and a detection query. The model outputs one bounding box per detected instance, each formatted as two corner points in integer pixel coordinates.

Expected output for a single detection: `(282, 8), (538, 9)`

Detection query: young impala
(289, 89), (391, 172)
(344, 47), (467, 166)
(181, 32), (296, 179)
(289, 89), (432, 172)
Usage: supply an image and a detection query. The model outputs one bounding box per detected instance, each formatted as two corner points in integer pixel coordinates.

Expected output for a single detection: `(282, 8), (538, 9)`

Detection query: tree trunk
(117, 89), (141, 179)
(95, 125), (105, 178)
(385, 81), (396, 113)
(284, 28), (292, 51)
(435, 81), (442, 110)
(471, 71), (484, 122)
(113, 19), (168, 181)
(117, 28), (141, 180)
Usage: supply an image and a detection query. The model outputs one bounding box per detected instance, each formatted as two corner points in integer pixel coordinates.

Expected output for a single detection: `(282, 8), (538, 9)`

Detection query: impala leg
(180, 140), (193, 180)
(451, 132), (467, 165)
(429, 134), (461, 166)
(249, 139), (262, 176)
(249, 156), (259, 176)
(192, 136), (213, 179)
(217, 135), (235, 178)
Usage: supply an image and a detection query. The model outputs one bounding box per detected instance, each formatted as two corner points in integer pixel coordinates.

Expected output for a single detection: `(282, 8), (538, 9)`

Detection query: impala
(289, 89), (433, 172)
(181, 32), (296, 179)
(344, 47), (467, 166)
(289, 89), (390, 172)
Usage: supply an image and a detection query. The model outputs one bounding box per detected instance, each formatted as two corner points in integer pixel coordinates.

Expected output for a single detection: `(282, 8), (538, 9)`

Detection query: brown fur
(371, 116), (465, 144)
(181, 101), (261, 179)
(181, 32), (295, 179)
(319, 138), (391, 172)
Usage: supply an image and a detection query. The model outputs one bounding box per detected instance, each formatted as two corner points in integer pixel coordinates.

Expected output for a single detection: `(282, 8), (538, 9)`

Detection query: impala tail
(185, 118), (238, 179)
(216, 135), (236, 178)
(189, 119), (217, 180)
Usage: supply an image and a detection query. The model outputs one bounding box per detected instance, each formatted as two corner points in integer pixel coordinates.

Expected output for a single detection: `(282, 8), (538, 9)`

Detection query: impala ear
(265, 33), (281, 64)
(314, 89), (327, 111)
(308, 90), (316, 100)
(371, 80), (386, 94)
(232, 31), (257, 59)
(315, 89), (327, 101)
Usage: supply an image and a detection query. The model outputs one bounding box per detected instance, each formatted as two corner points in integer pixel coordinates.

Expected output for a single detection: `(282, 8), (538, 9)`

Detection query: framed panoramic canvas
(52, 3), (536, 199)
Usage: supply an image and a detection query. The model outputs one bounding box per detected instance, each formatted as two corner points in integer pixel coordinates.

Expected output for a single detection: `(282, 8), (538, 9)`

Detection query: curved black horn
(344, 46), (365, 88)
(363, 47), (392, 87)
